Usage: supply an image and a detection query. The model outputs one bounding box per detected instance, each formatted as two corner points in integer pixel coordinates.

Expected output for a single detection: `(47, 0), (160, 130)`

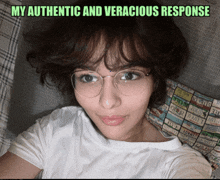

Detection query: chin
(96, 121), (136, 141)
(102, 131), (129, 141)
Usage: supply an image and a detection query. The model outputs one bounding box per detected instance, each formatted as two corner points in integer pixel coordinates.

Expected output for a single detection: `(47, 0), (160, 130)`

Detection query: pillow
(0, 0), (21, 156)
(146, 79), (220, 172)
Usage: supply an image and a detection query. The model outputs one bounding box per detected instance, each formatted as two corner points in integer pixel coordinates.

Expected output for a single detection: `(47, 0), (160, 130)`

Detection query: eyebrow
(77, 65), (96, 71)
(81, 64), (136, 71)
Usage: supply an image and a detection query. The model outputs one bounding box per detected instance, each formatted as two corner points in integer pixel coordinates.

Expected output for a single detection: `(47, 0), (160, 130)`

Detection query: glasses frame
(71, 68), (151, 98)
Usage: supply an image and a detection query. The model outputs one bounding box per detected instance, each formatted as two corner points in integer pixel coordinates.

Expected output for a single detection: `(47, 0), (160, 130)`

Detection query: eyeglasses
(71, 69), (151, 98)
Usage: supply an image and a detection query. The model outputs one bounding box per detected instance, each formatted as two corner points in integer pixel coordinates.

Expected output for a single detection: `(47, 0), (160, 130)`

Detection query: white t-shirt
(8, 106), (212, 179)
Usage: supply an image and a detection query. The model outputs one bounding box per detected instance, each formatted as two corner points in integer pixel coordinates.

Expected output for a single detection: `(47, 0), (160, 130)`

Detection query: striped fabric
(0, 0), (21, 156)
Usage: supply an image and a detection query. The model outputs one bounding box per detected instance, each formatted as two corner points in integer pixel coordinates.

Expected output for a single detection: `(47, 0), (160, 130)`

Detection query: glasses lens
(71, 69), (149, 97)
(71, 71), (102, 98)
(115, 70), (148, 96)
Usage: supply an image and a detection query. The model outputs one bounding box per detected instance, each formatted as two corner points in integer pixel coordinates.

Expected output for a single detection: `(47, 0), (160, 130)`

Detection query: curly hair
(24, 0), (189, 109)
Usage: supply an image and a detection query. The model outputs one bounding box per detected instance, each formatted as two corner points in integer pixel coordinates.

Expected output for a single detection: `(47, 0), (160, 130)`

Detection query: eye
(79, 74), (98, 83)
(121, 71), (140, 81)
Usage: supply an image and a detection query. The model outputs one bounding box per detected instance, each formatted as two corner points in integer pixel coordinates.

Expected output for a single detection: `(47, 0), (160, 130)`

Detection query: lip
(100, 115), (126, 126)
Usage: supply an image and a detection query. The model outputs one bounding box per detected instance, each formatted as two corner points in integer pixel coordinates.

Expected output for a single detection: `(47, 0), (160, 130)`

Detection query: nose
(99, 76), (121, 109)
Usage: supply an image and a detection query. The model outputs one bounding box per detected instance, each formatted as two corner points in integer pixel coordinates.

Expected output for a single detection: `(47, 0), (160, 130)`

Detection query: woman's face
(75, 38), (155, 142)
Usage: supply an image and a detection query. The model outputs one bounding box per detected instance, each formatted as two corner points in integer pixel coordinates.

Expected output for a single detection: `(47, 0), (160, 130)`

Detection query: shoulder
(164, 144), (212, 178)
(37, 106), (84, 128)
(16, 106), (85, 142)
(46, 106), (83, 120)
(164, 143), (210, 164)
(7, 106), (86, 173)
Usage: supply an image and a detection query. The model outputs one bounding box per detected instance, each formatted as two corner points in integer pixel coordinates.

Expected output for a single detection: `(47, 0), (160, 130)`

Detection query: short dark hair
(24, 0), (189, 109)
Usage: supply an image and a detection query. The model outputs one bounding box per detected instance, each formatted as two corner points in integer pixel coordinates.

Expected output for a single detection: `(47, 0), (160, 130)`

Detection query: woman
(0, 0), (212, 178)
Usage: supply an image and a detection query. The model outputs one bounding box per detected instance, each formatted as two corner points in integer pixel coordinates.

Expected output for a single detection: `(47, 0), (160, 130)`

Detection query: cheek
(127, 91), (152, 112)
(130, 83), (154, 112)
(75, 92), (92, 109)
(131, 79), (154, 103)
(75, 92), (99, 118)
